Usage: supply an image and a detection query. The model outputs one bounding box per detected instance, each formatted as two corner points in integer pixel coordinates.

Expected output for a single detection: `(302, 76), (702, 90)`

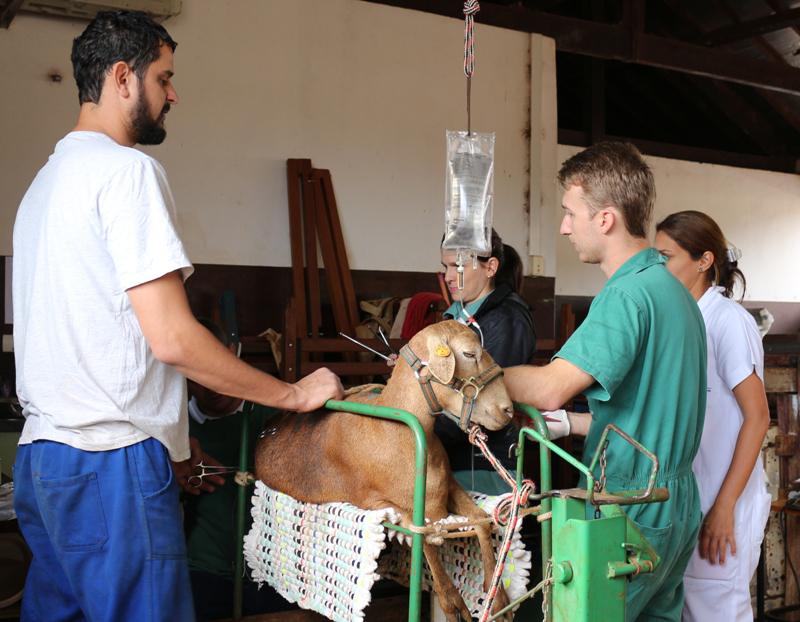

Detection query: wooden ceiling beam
(665, 0), (800, 138)
(763, 0), (800, 40)
(362, 0), (800, 94)
(709, 0), (786, 62)
(687, 76), (789, 154)
(559, 128), (799, 173)
(703, 6), (800, 46)
(0, 0), (25, 29)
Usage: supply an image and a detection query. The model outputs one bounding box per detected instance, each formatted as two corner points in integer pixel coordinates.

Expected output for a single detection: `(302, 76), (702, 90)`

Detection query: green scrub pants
(608, 468), (701, 622)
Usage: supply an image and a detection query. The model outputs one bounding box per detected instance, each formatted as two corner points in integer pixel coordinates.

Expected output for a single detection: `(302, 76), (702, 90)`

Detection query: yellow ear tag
(435, 344), (451, 358)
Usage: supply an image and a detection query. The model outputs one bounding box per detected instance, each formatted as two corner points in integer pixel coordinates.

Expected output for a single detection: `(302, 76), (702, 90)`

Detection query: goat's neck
(376, 362), (438, 436)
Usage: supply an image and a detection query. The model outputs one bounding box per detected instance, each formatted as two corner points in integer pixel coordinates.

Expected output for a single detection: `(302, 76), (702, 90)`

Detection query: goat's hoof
(438, 589), (471, 622)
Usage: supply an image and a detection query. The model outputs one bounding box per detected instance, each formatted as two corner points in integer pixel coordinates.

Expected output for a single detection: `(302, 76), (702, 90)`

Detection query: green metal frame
(232, 401), (668, 622)
(232, 399), (429, 622)
(513, 404), (666, 622)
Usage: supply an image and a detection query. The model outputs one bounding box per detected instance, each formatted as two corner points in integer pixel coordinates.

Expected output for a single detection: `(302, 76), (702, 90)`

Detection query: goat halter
(399, 344), (503, 432)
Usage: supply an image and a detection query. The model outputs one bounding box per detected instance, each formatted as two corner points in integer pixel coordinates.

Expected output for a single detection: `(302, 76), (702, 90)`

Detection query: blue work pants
(13, 438), (195, 621)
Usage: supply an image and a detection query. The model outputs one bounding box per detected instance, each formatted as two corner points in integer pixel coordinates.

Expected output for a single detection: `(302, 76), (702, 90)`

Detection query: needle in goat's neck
(338, 332), (391, 361)
(377, 326), (397, 354)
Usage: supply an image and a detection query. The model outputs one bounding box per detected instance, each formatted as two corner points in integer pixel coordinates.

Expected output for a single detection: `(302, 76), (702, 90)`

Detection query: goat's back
(254, 407), (427, 510)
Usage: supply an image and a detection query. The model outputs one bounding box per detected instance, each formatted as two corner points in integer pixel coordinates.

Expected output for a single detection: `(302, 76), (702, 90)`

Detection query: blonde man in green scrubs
(505, 142), (707, 621)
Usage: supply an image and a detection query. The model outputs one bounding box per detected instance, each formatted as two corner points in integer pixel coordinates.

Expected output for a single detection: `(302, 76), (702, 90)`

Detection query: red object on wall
(401, 292), (445, 340)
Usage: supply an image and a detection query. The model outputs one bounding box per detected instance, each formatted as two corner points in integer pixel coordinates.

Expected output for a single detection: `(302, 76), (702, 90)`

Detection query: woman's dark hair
(494, 244), (523, 293)
(478, 229), (524, 294)
(71, 10), (177, 105)
(655, 210), (746, 300)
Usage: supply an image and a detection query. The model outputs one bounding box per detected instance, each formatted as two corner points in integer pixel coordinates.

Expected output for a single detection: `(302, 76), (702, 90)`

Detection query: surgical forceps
(188, 460), (239, 488)
(374, 326), (397, 356)
(338, 332), (392, 362)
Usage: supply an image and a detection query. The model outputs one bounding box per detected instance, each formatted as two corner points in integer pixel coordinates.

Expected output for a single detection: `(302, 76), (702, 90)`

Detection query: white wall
(555, 144), (800, 303)
(0, 0), (531, 272)
(2, 1), (797, 303)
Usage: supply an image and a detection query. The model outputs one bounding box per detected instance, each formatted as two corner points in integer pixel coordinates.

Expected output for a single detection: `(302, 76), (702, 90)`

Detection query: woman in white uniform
(655, 210), (771, 622)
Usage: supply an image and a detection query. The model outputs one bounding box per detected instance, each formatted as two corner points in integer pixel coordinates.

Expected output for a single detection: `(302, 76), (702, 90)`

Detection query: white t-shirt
(13, 131), (194, 461)
(694, 286), (768, 514)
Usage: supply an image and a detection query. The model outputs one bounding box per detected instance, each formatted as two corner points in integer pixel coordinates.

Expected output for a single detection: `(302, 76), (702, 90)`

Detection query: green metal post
(325, 400), (428, 622)
(515, 409), (601, 622)
(231, 399), (427, 622)
(514, 404), (552, 604)
(233, 401), (253, 620)
(550, 497), (627, 622)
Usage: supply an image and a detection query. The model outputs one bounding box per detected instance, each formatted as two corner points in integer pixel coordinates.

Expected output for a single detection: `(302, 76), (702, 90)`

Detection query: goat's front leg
(396, 513), (471, 622)
(424, 542), (473, 622)
(448, 478), (512, 620)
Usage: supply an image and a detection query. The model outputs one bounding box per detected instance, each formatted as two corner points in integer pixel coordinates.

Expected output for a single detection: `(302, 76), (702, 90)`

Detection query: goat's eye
(462, 351), (476, 359)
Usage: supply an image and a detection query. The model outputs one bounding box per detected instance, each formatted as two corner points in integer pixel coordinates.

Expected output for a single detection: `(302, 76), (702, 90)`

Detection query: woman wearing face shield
(438, 229), (536, 494)
(655, 211), (770, 622)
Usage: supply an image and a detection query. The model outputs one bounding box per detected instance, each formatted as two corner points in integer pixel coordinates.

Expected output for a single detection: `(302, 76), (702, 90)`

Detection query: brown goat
(255, 320), (515, 621)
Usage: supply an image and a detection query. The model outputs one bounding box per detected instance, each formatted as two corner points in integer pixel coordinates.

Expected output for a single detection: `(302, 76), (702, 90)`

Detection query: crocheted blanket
(244, 481), (531, 622)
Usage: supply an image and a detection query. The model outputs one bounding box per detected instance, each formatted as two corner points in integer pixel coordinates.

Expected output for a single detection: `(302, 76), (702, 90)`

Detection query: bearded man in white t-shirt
(11, 11), (343, 621)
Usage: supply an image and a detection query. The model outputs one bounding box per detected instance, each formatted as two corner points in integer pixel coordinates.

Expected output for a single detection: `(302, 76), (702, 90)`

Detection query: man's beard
(131, 88), (169, 145)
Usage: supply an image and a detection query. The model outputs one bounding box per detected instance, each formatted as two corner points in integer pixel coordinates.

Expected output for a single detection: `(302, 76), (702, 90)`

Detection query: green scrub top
(555, 248), (707, 621)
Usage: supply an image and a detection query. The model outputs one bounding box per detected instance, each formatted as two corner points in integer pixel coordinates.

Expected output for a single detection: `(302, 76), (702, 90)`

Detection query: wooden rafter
(703, 5), (800, 46)
(764, 0), (800, 41)
(559, 128), (799, 173)
(662, 0), (800, 137)
(0, 0), (24, 29)
(363, 0), (800, 94)
(709, 0), (786, 62)
(684, 76), (789, 154)
(520, 0), (564, 10)
(588, 0), (608, 144)
(657, 70), (752, 147)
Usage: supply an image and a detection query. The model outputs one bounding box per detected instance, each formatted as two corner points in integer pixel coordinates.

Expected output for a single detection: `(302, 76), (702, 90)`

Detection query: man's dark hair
(71, 10), (177, 105)
(558, 141), (655, 238)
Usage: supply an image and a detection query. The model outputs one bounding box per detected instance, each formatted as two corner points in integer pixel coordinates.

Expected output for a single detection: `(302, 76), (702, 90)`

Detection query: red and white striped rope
(463, 1), (480, 78)
(468, 426), (536, 622)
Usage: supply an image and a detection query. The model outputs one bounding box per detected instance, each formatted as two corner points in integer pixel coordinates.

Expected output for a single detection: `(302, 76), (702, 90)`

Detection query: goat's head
(403, 320), (513, 431)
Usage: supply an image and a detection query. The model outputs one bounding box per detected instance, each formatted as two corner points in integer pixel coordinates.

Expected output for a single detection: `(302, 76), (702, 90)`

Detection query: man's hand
(291, 368), (344, 412)
(171, 437), (227, 496)
(698, 500), (737, 565)
(542, 409), (571, 440)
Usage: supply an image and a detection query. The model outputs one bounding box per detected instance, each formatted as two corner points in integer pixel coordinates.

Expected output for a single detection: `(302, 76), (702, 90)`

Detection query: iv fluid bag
(443, 130), (495, 256)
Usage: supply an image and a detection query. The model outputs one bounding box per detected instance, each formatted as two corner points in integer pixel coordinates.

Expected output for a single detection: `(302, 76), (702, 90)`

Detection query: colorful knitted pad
(244, 482), (531, 622)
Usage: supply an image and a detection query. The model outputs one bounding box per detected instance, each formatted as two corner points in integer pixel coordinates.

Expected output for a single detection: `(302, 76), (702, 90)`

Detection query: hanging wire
(463, 1), (480, 135)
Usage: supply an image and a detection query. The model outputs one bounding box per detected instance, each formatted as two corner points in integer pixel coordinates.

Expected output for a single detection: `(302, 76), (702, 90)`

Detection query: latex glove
(542, 409), (571, 440)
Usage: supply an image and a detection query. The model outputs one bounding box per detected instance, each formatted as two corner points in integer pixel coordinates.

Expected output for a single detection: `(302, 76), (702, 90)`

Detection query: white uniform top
(693, 286), (767, 515)
(13, 132), (194, 461)
(683, 285), (771, 608)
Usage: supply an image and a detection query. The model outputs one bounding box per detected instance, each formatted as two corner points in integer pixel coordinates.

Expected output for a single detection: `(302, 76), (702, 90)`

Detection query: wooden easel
(283, 159), (401, 383)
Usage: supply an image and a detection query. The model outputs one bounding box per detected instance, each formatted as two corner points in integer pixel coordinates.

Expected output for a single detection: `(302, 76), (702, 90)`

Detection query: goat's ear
(426, 338), (455, 384)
